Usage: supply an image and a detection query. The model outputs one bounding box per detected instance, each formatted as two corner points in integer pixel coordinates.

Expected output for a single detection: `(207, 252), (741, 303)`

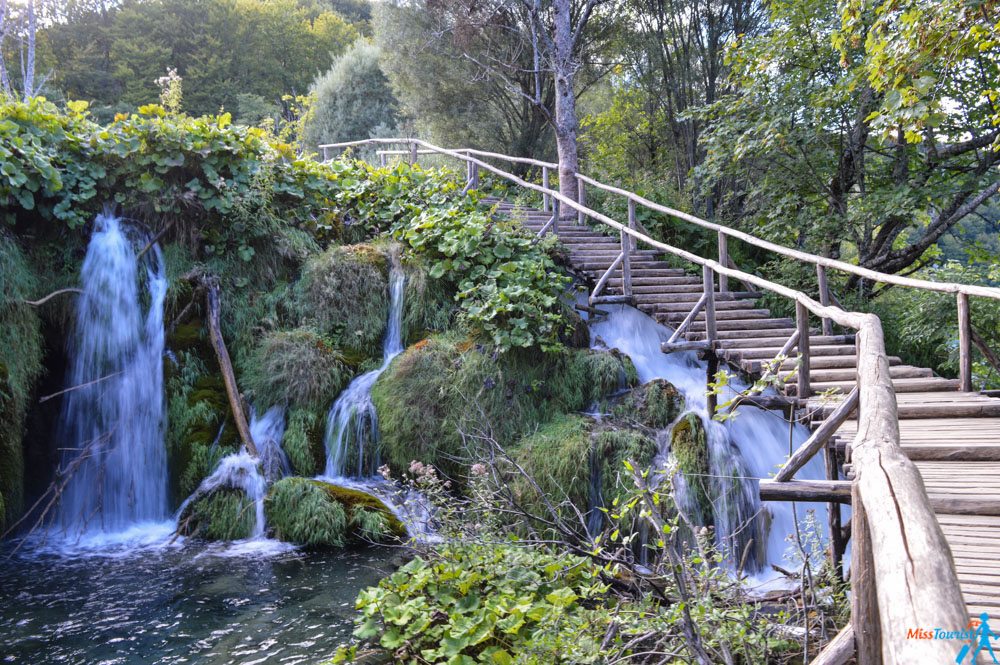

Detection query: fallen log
(811, 623), (854, 665)
(204, 278), (257, 457)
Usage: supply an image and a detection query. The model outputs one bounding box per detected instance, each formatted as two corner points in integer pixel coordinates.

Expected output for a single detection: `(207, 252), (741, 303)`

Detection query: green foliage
(265, 477), (404, 547)
(293, 244), (389, 357)
(245, 327), (352, 410)
(179, 488), (256, 541)
(303, 39), (400, 148)
(348, 543), (612, 664)
(282, 407), (327, 476)
(613, 378), (683, 430)
(45, 0), (361, 119)
(401, 257), (457, 344)
(0, 234), (43, 525)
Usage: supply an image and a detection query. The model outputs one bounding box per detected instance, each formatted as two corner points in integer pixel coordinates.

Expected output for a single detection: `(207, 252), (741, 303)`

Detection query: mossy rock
(244, 327), (351, 410)
(402, 258), (456, 345)
(614, 379), (684, 430)
(671, 412), (712, 526)
(293, 244), (389, 358)
(177, 487), (256, 541)
(265, 477), (404, 548)
(282, 407), (327, 476)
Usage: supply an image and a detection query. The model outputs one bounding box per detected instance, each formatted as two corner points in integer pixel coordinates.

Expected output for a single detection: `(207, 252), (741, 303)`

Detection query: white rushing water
(176, 450), (269, 540)
(251, 406), (290, 483)
(588, 302), (827, 581)
(322, 251), (406, 478)
(54, 212), (169, 539)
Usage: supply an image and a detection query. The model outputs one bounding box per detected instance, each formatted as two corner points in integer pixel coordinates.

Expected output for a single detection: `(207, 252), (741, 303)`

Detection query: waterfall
(250, 406), (290, 483)
(587, 303), (825, 578)
(54, 211), (169, 537)
(175, 451), (268, 540)
(322, 252), (405, 478)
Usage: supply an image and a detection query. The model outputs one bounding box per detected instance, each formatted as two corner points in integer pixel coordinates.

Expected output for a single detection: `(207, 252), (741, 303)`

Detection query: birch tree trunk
(22, 0), (36, 99)
(552, 0), (579, 214)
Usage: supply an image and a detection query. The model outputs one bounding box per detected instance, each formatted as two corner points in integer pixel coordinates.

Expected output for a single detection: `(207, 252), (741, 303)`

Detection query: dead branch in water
(38, 371), (124, 404)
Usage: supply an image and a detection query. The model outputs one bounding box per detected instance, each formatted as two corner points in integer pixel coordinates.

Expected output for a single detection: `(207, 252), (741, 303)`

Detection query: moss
(671, 413), (712, 525)
(372, 336), (641, 479)
(178, 488), (256, 541)
(265, 477), (404, 547)
(614, 379), (684, 430)
(0, 234), (44, 526)
(282, 407), (327, 476)
(293, 244), (389, 358)
(594, 428), (658, 504)
(511, 414), (593, 512)
(244, 327), (351, 410)
(402, 258), (456, 345)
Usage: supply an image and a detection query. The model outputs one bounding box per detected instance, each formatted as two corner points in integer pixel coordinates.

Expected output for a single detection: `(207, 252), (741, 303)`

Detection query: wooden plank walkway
(494, 197), (1000, 623)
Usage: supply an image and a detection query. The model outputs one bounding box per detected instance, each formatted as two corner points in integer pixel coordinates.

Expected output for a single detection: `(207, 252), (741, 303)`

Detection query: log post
(205, 282), (257, 457)
(622, 199), (635, 298)
(796, 302), (811, 398)
(717, 231), (729, 293)
(817, 264), (833, 336)
(322, 146), (329, 161)
(542, 166), (550, 212)
(958, 292), (972, 392)
(409, 141), (418, 165)
(703, 265), (718, 416)
(826, 446), (845, 581)
(577, 175), (586, 225)
(379, 151), (387, 168)
(851, 483), (882, 665)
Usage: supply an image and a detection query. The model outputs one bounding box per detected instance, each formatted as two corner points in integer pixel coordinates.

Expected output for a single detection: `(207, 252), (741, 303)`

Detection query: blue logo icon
(957, 613), (999, 664)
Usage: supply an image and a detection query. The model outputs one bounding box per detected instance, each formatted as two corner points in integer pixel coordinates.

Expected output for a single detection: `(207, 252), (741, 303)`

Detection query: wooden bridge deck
(493, 197), (1000, 622)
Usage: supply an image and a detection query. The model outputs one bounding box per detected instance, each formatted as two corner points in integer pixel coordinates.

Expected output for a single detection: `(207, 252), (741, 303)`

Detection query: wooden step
(744, 355), (901, 372)
(686, 318), (795, 333)
(655, 300), (762, 314)
(787, 376), (961, 396)
(663, 308), (773, 322)
(717, 335), (855, 350)
(608, 276), (702, 286)
(780, 365), (932, 383)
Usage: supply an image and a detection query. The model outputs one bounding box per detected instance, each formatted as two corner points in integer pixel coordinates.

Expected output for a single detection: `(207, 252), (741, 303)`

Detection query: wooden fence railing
(322, 138), (1000, 664)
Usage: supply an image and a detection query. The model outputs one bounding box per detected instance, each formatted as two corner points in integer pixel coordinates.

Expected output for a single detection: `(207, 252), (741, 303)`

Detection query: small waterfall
(250, 406), (290, 483)
(55, 211), (169, 536)
(176, 451), (268, 539)
(587, 303), (825, 578)
(323, 252), (406, 478)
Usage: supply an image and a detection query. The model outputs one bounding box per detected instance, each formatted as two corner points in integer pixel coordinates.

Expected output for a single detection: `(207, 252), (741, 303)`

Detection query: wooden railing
(322, 138), (1000, 663)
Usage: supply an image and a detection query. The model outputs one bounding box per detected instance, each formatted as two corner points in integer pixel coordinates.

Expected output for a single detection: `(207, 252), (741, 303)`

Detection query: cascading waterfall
(251, 406), (290, 483)
(587, 302), (825, 578)
(55, 211), (169, 537)
(322, 252), (406, 478)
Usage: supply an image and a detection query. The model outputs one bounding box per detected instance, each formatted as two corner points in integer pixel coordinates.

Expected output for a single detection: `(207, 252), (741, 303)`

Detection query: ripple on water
(0, 542), (396, 664)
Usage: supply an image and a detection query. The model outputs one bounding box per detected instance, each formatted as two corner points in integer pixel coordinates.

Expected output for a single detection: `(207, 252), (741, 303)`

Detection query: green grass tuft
(178, 488), (256, 541)
(282, 407), (327, 476)
(671, 412), (712, 525)
(244, 327), (351, 410)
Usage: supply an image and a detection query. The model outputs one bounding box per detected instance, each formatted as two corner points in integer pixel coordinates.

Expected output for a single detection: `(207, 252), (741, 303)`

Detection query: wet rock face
(614, 379), (683, 430)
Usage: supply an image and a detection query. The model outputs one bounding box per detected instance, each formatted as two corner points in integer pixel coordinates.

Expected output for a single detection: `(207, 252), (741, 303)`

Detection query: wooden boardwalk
(493, 197), (1000, 622)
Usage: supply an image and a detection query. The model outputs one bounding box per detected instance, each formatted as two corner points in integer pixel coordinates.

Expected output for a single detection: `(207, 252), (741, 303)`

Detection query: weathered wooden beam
(623, 199), (635, 298)
(590, 294), (633, 305)
(702, 265), (716, 342)
(773, 388), (859, 482)
(590, 251), (625, 303)
(851, 483), (881, 665)
(661, 340), (714, 353)
(958, 292), (972, 392)
(817, 264), (833, 336)
(728, 393), (799, 411)
(717, 231), (729, 293)
(826, 446), (845, 581)
(577, 176), (586, 225)
(541, 166), (550, 212)
(796, 302), (811, 398)
(205, 282), (257, 457)
(810, 623), (855, 665)
(666, 294), (707, 345)
(759, 479), (852, 502)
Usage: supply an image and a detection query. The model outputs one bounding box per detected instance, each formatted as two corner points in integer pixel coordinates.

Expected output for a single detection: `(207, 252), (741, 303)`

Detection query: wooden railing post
(796, 301), (811, 397)
(542, 166), (550, 212)
(622, 199), (635, 298)
(409, 141), (418, 165)
(703, 264), (718, 415)
(958, 292), (972, 392)
(379, 151), (387, 168)
(322, 146), (329, 161)
(577, 175), (586, 225)
(851, 484), (883, 664)
(817, 265), (833, 336)
(717, 231), (728, 293)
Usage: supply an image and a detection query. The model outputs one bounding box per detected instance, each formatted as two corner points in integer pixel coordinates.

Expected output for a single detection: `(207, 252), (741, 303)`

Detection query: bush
(293, 244), (389, 358)
(282, 407), (327, 476)
(245, 327), (351, 409)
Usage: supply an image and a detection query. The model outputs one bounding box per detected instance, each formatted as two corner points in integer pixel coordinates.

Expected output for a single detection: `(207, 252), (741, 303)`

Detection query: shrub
(670, 412), (711, 524)
(293, 244), (389, 358)
(245, 327), (351, 410)
(612, 378), (684, 430)
(282, 407), (327, 476)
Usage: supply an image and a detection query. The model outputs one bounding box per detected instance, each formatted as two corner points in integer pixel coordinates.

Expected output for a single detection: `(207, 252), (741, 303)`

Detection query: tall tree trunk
(22, 0), (35, 99)
(552, 0), (579, 215)
(0, 0), (10, 95)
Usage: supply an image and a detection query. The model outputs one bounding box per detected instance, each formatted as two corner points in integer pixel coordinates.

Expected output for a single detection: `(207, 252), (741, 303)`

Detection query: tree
(695, 0), (999, 286)
(303, 39), (400, 148)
